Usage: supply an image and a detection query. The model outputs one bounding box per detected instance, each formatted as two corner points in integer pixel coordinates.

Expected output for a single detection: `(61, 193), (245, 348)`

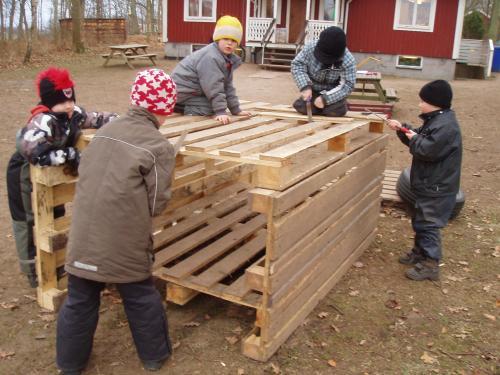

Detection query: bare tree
(18, 0), (27, 40)
(488, 0), (499, 39)
(24, 0), (38, 64)
(8, 0), (16, 40)
(0, 0), (4, 41)
(96, 0), (103, 18)
(129, 0), (140, 34)
(71, 0), (84, 52)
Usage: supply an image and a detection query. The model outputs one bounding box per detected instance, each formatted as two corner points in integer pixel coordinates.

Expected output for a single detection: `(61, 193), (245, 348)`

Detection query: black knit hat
(36, 67), (76, 109)
(313, 26), (346, 65)
(419, 80), (452, 109)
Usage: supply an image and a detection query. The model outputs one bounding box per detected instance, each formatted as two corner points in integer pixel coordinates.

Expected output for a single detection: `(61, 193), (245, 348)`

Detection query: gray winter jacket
(65, 106), (175, 283)
(172, 42), (242, 115)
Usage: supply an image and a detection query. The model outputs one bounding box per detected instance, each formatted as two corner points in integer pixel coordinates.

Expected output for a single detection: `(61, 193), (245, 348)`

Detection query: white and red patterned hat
(130, 69), (177, 116)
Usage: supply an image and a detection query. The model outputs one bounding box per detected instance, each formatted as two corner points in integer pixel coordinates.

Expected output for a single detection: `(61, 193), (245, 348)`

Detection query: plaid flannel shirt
(291, 42), (356, 105)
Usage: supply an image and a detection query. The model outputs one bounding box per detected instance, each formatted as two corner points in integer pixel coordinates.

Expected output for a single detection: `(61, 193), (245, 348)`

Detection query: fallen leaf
(359, 340), (366, 345)
(318, 312), (329, 319)
(232, 326), (243, 334)
(330, 324), (340, 333)
(420, 351), (439, 364)
(385, 299), (401, 310)
(349, 290), (360, 297)
(117, 320), (128, 328)
(225, 336), (239, 345)
(458, 261), (469, 266)
(35, 334), (46, 340)
(270, 362), (280, 374)
(237, 369), (245, 375)
(483, 285), (492, 292)
(0, 302), (19, 310)
(353, 261), (364, 268)
(0, 351), (15, 360)
(183, 321), (200, 327)
(204, 314), (211, 320)
(172, 341), (181, 349)
(220, 361), (226, 367)
(23, 295), (37, 302)
(483, 314), (496, 321)
(327, 359), (337, 367)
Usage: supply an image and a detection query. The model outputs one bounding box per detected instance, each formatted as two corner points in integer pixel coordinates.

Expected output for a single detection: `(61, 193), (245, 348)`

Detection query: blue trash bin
(493, 46), (500, 72)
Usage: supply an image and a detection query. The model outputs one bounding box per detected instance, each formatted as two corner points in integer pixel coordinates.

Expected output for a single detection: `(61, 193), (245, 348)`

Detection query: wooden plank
(164, 215), (266, 279)
(30, 165), (76, 187)
(255, 110), (354, 123)
(153, 206), (254, 268)
(161, 115), (205, 127)
(268, 184), (381, 295)
(253, 105), (385, 122)
(259, 121), (368, 162)
(249, 136), (388, 215)
(265, 212), (378, 340)
(193, 230), (267, 288)
(152, 182), (247, 229)
(269, 151), (386, 259)
(245, 262), (265, 293)
(52, 182), (75, 206)
(185, 120), (296, 152)
(153, 190), (248, 249)
(166, 283), (199, 305)
(159, 116), (248, 138)
(168, 117), (277, 146)
(252, 230), (376, 360)
(219, 121), (332, 157)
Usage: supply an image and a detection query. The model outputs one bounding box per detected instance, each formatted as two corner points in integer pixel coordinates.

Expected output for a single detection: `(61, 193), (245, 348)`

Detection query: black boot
(399, 248), (426, 265)
(142, 357), (168, 372)
(406, 259), (440, 281)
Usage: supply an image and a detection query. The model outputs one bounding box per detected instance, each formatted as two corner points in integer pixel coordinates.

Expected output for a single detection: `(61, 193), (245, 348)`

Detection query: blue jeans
(412, 194), (456, 261)
(56, 274), (171, 373)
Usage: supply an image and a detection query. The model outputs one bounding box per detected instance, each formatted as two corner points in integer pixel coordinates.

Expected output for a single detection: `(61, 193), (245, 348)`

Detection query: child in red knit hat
(6, 67), (118, 288)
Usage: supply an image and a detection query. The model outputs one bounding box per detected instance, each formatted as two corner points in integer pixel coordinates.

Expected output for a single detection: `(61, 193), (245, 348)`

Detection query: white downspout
(452, 0), (466, 59)
(335, 0), (341, 26)
(345, 0), (353, 34)
(162, 0), (168, 42)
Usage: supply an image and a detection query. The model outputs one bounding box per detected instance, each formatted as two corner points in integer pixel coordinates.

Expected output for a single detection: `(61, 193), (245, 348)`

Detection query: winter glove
(63, 147), (80, 176)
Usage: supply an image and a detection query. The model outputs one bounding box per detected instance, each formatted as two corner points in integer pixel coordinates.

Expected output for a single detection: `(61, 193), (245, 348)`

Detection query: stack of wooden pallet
(30, 101), (388, 360)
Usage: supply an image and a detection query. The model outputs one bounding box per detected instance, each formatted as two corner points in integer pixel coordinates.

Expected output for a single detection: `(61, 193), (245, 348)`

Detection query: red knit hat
(130, 69), (177, 116)
(36, 67), (76, 108)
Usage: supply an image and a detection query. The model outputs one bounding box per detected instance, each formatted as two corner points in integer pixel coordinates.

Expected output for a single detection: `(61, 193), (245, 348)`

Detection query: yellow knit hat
(213, 15), (243, 45)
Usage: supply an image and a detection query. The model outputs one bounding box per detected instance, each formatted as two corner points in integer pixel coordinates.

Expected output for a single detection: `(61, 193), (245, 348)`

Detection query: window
(323, 0), (336, 21)
(396, 55), (423, 69)
(394, 0), (436, 32)
(184, 0), (217, 22)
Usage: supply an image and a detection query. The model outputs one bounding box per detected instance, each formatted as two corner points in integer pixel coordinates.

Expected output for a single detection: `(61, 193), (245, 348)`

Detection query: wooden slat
(164, 215), (266, 279)
(259, 121), (369, 162)
(250, 136), (388, 215)
(219, 121), (332, 157)
(193, 230), (267, 288)
(153, 190), (248, 248)
(254, 110), (354, 123)
(153, 206), (254, 268)
(159, 116), (249, 137)
(185, 120), (296, 152)
(269, 151), (386, 259)
(167, 116), (277, 145)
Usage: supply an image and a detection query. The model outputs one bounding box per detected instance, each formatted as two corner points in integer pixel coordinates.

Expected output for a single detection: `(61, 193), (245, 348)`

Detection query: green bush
(463, 11), (485, 39)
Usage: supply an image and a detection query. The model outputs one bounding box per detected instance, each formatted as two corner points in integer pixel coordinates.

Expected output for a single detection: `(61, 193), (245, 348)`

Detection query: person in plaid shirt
(291, 26), (356, 117)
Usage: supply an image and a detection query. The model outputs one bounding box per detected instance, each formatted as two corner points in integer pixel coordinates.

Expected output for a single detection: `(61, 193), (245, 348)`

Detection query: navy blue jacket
(397, 109), (462, 197)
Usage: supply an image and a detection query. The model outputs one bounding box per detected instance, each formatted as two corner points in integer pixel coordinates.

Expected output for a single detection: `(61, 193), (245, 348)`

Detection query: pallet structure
(31, 101), (388, 360)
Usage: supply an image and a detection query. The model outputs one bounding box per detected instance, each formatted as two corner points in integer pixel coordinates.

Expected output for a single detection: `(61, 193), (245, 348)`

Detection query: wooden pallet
(382, 169), (402, 202)
(31, 101), (388, 362)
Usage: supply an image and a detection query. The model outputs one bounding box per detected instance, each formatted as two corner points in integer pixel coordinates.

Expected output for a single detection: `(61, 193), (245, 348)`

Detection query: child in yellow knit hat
(172, 15), (250, 124)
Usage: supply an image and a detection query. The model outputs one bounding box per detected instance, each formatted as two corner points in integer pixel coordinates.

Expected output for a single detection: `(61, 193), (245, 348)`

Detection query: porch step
(259, 63), (292, 71)
(264, 51), (296, 58)
(263, 57), (292, 64)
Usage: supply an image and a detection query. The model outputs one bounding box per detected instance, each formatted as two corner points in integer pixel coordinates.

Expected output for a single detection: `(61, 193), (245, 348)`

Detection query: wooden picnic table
(102, 43), (157, 69)
(349, 71), (397, 103)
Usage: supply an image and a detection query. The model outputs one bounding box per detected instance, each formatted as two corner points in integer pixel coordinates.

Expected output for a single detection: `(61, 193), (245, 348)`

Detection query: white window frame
(396, 55), (424, 70)
(184, 0), (217, 22)
(393, 0), (437, 32)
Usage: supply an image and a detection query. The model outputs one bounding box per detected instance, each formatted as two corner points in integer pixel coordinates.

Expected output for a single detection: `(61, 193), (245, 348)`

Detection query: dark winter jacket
(172, 42), (242, 115)
(65, 106), (175, 283)
(17, 105), (118, 166)
(397, 109), (462, 197)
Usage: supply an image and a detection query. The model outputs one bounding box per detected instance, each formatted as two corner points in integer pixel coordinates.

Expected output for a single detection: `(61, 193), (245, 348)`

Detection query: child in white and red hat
(6, 67), (117, 288)
(57, 69), (177, 374)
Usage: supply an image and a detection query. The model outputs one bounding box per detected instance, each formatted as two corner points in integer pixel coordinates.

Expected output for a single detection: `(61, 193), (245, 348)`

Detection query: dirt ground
(0, 52), (499, 375)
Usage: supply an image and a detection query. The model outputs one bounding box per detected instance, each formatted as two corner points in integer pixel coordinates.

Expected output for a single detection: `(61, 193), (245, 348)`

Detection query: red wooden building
(162, 0), (465, 80)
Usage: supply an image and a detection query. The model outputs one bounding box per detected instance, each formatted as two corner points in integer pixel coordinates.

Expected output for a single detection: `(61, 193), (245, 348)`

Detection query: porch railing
(246, 17), (276, 43)
(305, 20), (338, 43)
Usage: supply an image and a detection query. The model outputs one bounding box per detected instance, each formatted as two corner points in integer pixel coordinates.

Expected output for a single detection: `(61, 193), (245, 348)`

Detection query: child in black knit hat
(387, 79), (463, 281)
(6, 67), (118, 288)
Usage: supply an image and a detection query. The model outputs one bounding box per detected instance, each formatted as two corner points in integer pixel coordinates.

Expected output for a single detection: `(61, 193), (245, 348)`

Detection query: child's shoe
(142, 358), (168, 372)
(405, 259), (439, 281)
